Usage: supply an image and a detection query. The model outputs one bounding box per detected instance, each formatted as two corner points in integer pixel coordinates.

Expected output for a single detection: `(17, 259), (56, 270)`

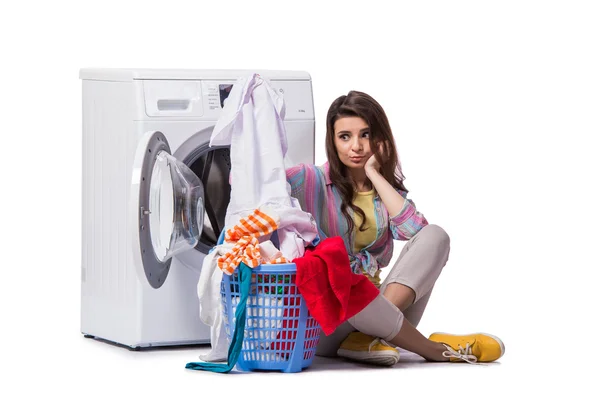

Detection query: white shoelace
(442, 343), (479, 364)
(368, 337), (396, 352)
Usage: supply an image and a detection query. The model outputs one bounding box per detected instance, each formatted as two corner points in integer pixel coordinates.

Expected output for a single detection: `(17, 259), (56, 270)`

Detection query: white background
(2, 0), (599, 398)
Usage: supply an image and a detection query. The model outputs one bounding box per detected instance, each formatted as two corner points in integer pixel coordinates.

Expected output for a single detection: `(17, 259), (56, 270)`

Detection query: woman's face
(333, 116), (372, 170)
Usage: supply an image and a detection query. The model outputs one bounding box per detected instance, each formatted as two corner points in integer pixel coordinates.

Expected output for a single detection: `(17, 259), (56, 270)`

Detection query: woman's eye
(362, 132), (370, 138)
(339, 134), (349, 140)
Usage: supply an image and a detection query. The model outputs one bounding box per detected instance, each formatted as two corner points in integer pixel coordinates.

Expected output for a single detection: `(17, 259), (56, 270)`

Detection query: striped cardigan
(286, 162), (428, 277)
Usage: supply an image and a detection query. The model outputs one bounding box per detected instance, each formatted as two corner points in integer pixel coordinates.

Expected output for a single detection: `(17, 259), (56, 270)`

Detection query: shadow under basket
(221, 263), (321, 373)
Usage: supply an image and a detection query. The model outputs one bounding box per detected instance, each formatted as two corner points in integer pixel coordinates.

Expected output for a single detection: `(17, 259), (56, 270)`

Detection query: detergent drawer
(142, 80), (204, 118)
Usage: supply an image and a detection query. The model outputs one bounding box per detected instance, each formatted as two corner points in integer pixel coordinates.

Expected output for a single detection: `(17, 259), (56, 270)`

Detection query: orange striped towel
(218, 208), (290, 275)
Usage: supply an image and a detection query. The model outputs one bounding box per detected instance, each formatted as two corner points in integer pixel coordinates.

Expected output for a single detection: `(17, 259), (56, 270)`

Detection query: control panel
(201, 80), (314, 120)
(141, 79), (314, 121)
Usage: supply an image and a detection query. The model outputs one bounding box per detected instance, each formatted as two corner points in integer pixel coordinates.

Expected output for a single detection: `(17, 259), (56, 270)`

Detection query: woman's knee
(419, 224), (450, 250)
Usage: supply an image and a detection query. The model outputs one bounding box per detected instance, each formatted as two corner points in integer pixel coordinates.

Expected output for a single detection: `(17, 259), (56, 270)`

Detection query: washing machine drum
(186, 146), (231, 253)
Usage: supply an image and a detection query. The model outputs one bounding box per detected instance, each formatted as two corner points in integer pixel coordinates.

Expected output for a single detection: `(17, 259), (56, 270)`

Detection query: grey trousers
(315, 224), (451, 356)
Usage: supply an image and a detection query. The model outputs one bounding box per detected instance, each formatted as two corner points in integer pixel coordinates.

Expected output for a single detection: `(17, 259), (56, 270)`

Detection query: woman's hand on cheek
(365, 142), (387, 175)
(365, 152), (380, 173)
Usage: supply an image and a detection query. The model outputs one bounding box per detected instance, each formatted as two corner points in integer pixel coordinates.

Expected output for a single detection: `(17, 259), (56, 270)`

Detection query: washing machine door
(132, 130), (205, 289)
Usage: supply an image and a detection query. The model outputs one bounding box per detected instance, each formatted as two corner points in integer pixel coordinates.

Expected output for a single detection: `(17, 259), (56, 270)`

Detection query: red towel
(292, 236), (380, 335)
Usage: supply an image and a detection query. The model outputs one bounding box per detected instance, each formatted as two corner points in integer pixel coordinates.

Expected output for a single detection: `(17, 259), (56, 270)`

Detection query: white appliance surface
(80, 68), (315, 348)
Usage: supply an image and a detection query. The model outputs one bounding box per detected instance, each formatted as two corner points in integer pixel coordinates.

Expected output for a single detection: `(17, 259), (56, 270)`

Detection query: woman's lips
(349, 156), (363, 163)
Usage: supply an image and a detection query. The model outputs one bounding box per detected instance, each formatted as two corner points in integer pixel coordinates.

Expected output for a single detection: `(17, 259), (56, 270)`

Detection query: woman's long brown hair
(325, 90), (408, 235)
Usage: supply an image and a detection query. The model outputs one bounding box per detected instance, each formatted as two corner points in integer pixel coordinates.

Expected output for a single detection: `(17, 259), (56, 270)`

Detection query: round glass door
(149, 150), (204, 262)
(134, 131), (205, 289)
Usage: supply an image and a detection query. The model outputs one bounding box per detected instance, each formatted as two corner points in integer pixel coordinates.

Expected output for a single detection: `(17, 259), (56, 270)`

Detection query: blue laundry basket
(218, 233), (321, 373)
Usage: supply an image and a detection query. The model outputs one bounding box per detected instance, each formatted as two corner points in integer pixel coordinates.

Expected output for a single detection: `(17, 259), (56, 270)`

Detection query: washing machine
(80, 68), (315, 349)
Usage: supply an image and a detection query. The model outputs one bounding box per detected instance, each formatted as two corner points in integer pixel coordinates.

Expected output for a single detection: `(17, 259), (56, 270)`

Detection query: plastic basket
(220, 261), (321, 373)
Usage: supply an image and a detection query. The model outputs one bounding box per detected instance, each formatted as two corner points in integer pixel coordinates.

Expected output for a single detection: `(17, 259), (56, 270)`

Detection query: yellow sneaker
(429, 332), (505, 363)
(337, 332), (400, 366)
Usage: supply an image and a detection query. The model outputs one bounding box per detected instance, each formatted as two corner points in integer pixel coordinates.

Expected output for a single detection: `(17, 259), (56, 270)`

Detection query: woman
(286, 91), (504, 365)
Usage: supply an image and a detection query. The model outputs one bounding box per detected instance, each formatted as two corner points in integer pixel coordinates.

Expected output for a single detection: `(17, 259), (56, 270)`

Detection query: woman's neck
(348, 168), (371, 192)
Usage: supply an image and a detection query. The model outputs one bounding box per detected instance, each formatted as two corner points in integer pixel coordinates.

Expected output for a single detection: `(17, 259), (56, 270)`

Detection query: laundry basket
(220, 262), (321, 373)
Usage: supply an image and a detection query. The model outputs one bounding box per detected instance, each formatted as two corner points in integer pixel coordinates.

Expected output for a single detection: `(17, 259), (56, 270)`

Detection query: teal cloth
(185, 263), (251, 373)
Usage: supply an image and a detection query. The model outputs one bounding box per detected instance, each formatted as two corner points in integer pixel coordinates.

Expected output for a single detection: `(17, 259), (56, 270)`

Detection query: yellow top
(352, 189), (381, 287)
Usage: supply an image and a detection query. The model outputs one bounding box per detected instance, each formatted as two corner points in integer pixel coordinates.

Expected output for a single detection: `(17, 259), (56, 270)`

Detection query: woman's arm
(364, 144), (405, 215)
(286, 163), (309, 201)
(365, 148), (428, 240)
(365, 167), (406, 216)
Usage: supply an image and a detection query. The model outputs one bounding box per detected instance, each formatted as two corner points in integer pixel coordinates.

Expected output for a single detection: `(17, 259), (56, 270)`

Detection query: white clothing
(197, 243), (233, 362)
(258, 240), (283, 262)
(209, 73), (318, 260)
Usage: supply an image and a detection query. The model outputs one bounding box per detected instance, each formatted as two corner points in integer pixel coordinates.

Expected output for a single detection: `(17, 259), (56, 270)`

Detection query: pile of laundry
(217, 206), (289, 275)
(215, 205), (291, 352)
(194, 73), (319, 363)
(188, 73), (379, 373)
